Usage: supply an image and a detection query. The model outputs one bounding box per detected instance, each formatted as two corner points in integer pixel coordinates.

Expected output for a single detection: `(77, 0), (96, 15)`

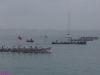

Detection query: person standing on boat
(56, 40), (58, 43)
(67, 34), (72, 41)
(67, 34), (72, 38)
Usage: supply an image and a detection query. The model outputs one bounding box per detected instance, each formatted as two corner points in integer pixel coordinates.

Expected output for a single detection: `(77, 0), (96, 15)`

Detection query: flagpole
(60, 34), (62, 41)
(18, 36), (19, 47)
(18, 36), (22, 47)
(44, 35), (48, 42)
(68, 12), (70, 35)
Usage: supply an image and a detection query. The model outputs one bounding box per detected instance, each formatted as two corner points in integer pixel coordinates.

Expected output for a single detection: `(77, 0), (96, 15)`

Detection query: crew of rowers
(72, 39), (92, 41)
(80, 36), (98, 39)
(55, 41), (85, 44)
(2, 45), (43, 50)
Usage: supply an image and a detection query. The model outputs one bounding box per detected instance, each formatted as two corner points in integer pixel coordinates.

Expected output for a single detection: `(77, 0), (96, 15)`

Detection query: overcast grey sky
(0, 0), (100, 30)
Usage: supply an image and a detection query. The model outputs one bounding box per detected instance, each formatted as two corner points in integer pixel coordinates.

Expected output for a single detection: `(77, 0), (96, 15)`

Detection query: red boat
(26, 39), (34, 42)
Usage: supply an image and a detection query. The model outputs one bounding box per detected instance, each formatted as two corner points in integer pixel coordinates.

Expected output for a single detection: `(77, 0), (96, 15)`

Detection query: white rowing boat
(0, 47), (51, 53)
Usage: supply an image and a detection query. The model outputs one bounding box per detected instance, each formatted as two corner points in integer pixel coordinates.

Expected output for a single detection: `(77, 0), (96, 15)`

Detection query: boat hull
(94, 38), (99, 40)
(33, 47), (51, 53)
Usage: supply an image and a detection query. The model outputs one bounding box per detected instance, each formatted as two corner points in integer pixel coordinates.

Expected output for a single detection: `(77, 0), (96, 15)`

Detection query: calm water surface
(0, 37), (100, 75)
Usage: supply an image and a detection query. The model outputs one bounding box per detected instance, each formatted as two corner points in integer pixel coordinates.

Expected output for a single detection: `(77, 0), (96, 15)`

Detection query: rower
(25, 46), (28, 49)
(23, 47), (25, 50)
(39, 46), (43, 49)
(20, 46), (22, 50)
(30, 46), (33, 50)
(36, 46), (38, 49)
(2, 46), (4, 50)
(6, 46), (8, 49)
(8, 46), (10, 49)
(13, 46), (16, 50)
(3, 45), (5, 49)
(41, 46), (43, 48)
(56, 40), (58, 43)
(34, 46), (37, 50)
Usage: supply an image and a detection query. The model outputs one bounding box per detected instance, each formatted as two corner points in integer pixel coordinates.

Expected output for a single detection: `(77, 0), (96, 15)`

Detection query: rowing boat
(0, 47), (51, 53)
(52, 41), (86, 45)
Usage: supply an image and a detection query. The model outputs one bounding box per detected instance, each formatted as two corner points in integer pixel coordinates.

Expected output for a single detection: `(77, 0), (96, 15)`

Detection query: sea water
(0, 30), (100, 75)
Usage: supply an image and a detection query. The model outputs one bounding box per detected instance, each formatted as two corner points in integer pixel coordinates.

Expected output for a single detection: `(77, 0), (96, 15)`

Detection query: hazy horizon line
(0, 28), (100, 31)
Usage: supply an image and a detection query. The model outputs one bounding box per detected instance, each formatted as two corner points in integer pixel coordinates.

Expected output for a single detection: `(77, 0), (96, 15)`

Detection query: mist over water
(0, 29), (100, 75)
(0, 29), (99, 37)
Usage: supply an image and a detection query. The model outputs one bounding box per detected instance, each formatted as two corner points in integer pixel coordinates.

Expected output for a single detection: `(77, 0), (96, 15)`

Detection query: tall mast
(68, 12), (70, 35)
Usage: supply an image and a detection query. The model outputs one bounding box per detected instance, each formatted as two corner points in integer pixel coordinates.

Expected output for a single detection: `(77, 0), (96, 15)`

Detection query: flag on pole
(18, 36), (22, 40)
(60, 34), (63, 40)
(44, 35), (48, 42)
(60, 34), (63, 37)
(45, 35), (48, 38)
